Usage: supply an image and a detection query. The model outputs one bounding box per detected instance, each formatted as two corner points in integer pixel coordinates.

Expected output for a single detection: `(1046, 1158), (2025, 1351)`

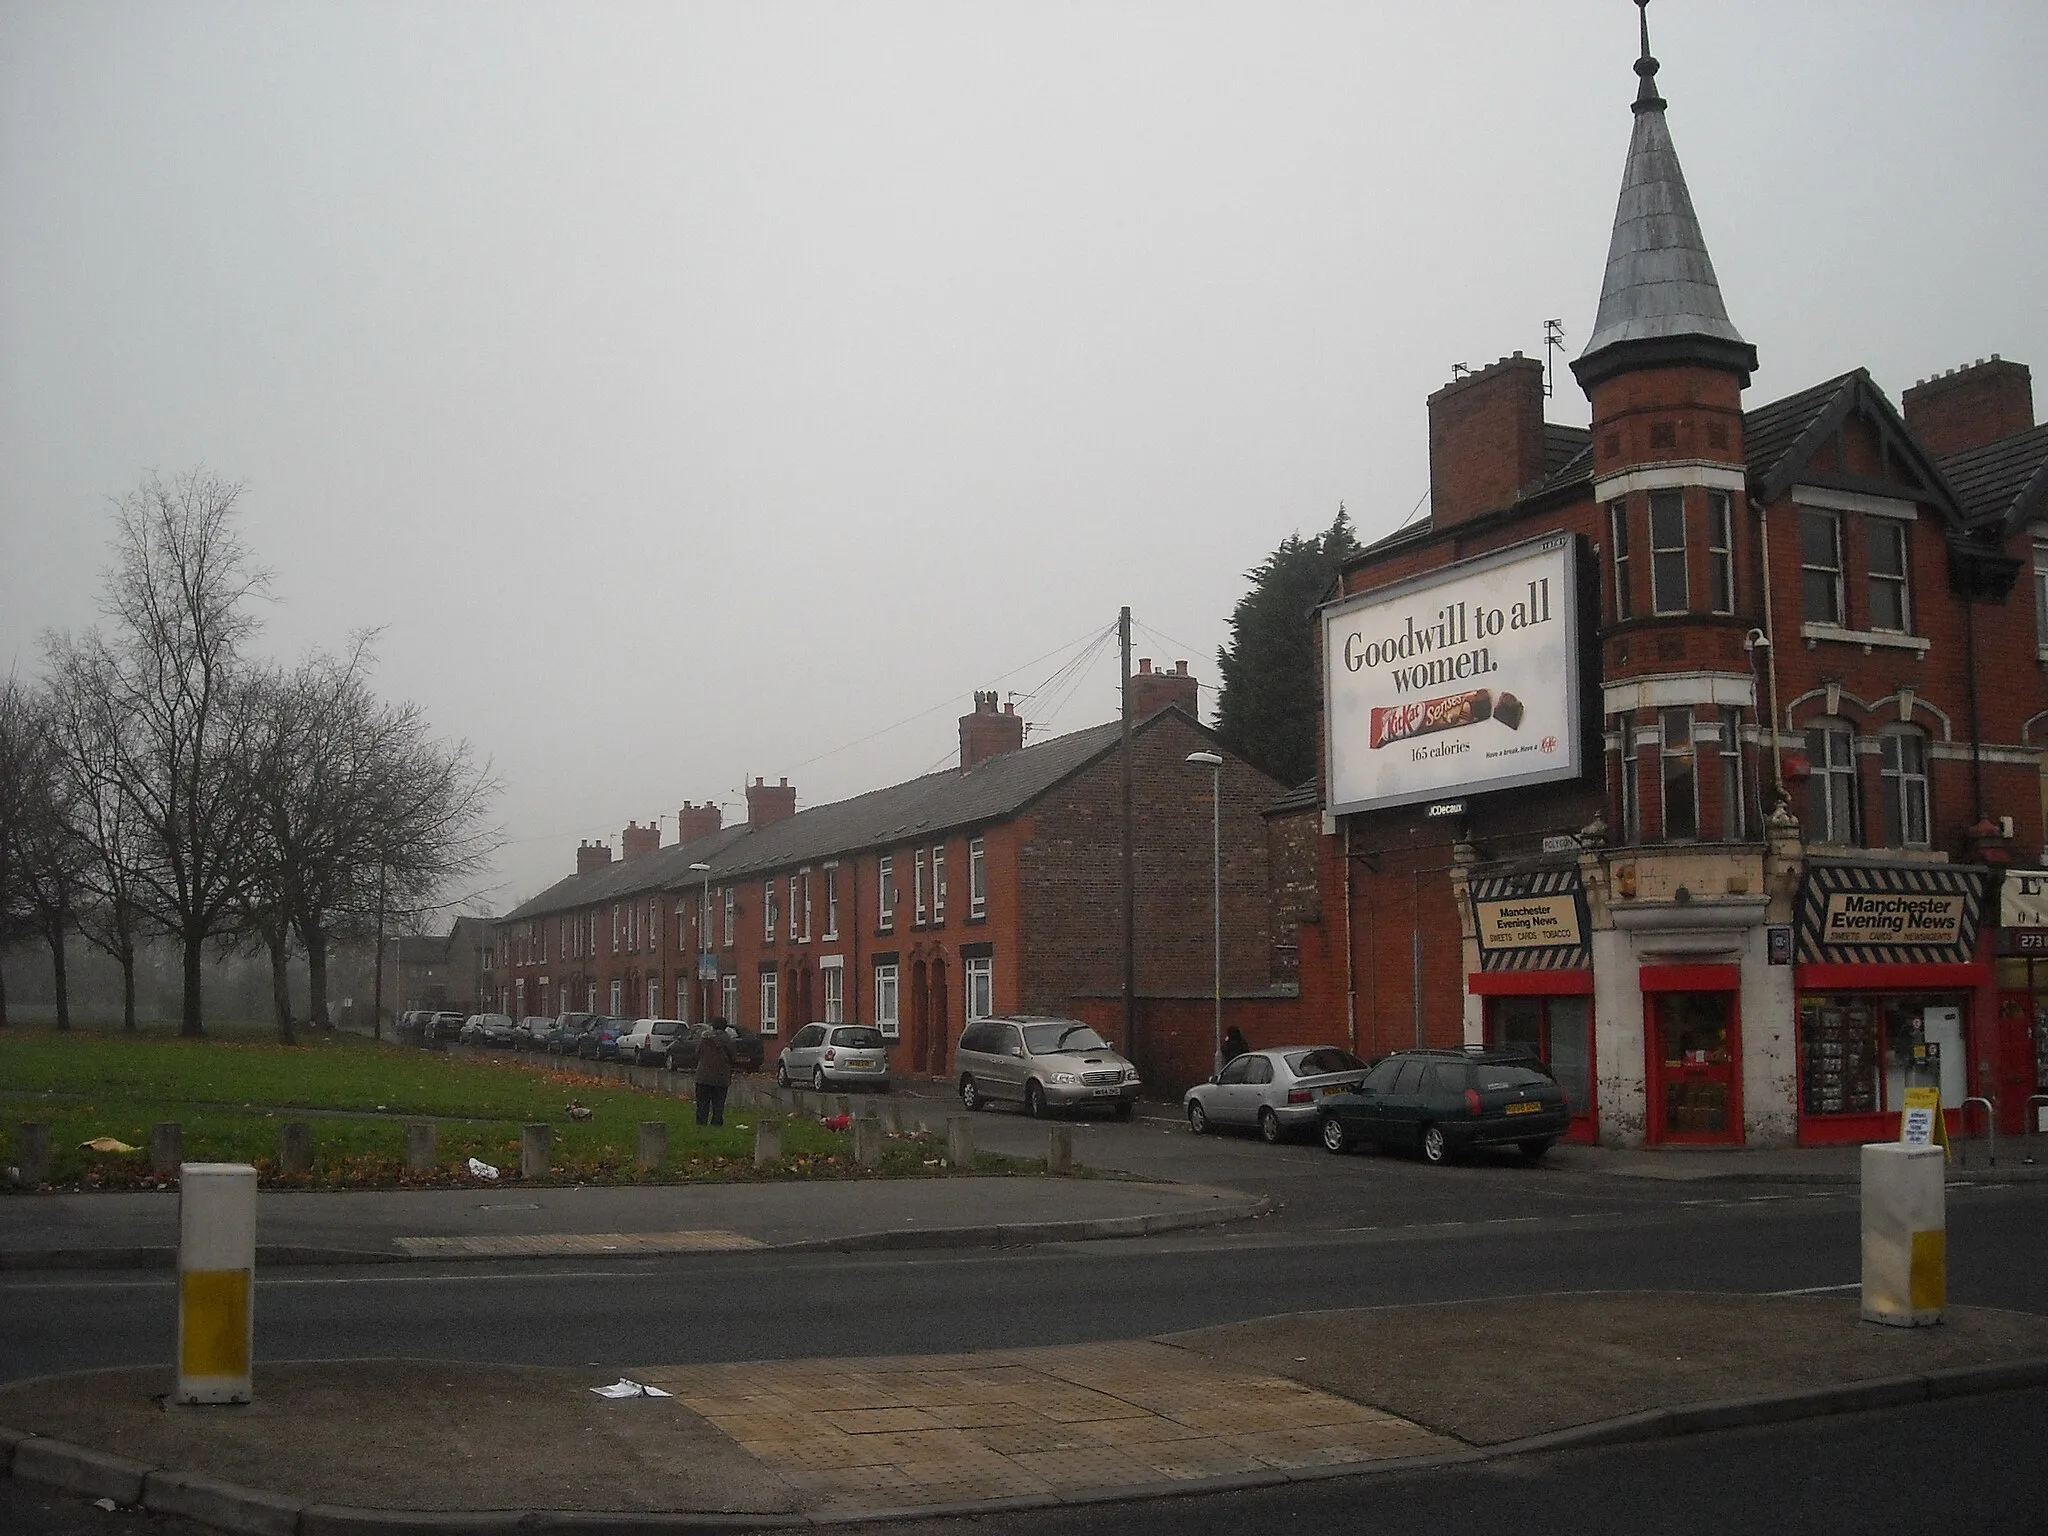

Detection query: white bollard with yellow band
(176, 1162), (257, 1403)
(1860, 1141), (1945, 1327)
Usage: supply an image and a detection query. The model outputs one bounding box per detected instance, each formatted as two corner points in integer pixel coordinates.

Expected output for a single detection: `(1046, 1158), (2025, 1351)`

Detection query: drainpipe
(1964, 599), (1987, 823)
(1750, 496), (1788, 808)
(1343, 818), (1357, 1056)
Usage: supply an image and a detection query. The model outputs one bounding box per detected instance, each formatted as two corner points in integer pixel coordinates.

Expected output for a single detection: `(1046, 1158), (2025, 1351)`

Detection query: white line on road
(1766, 1282), (1860, 1295)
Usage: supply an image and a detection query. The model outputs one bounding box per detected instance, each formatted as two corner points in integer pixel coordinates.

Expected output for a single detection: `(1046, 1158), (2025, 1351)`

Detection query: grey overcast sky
(4, 1), (2044, 915)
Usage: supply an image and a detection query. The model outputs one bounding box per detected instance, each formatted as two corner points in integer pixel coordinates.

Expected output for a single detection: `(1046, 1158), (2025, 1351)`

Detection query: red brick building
(1305, 16), (2048, 1146)
(497, 669), (1295, 1095)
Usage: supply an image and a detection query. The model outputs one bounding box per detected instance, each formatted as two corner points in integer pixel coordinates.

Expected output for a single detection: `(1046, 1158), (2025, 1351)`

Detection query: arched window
(1879, 728), (1931, 848)
(1804, 720), (1860, 846)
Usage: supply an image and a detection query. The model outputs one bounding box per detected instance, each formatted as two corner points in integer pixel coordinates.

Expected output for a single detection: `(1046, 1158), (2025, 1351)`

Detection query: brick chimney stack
(620, 820), (661, 859)
(746, 776), (797, 829)
(576, 840), (613, 876)
(1127, 658), (1199, 721)
(959, 690), (1026, 770)
(1902, 356), (2034, 456)
(1427, 352), (1548, 528)
(676, 800), (723, 846)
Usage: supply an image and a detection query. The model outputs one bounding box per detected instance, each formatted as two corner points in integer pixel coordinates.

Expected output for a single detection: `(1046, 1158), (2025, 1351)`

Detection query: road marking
(1767, 1282), (1860, 1296)
(393, 1229), (761, 1258)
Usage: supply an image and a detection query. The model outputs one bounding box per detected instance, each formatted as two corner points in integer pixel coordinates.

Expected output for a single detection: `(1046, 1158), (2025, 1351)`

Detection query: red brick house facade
(497, 674), (1294, 1096)
(1303, 18), (2048, 1147)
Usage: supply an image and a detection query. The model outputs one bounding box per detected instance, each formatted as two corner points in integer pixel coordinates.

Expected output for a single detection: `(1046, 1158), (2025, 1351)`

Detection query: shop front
(1643, 964), (1743, 1144)
(1466, 864), (1597, 1142)
(1993, 869), (2048, 1135)
(1793, 859), (1989, 1146)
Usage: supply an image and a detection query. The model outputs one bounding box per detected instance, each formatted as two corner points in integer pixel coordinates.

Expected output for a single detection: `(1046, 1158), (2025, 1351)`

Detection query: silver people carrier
(955, 1016), (1141, 1120)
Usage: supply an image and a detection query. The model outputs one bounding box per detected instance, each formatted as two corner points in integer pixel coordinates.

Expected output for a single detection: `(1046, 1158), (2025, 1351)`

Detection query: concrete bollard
(521, 1124), (552, 1180)
(637, 1121), (667, 1170)
(404, 1122), (437, 1175)
(1047, 1124), (1073, 1175)
(1861, 1141), (1945, 1326)
(176, 1162), (257, 1404)
(151, 1122), (183, 1177)
(754, 1118), (784, 1167)
(853, 1116), (884, 1169)
(278, 1123), (313, 1177)
(15, 1122), (51, 1186)
(947, 1115), (974, 1171)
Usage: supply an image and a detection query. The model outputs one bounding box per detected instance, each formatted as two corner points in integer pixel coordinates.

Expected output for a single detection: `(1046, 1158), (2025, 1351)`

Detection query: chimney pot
(1902, 355), (2034, 455)
(959, 685), (1026, 769)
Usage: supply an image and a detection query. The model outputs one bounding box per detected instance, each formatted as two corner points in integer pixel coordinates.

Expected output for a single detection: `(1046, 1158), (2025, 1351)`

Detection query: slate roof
(1739, 372), (1861, 493)
(1574, 38), (1753, 389)
(501, 710), (1204, 923)
(1940, 421), (2048, 533)
(1543, 424), (1593, 485)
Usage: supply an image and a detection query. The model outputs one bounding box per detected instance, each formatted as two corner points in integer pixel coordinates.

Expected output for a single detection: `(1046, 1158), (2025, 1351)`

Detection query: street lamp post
(689, 862), (713, 1023)
(1185, 751), (1224, 1076)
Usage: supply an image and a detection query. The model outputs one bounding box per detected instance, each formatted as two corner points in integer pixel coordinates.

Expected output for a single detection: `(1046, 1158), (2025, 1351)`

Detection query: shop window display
(1799, 994), (1966, 1116)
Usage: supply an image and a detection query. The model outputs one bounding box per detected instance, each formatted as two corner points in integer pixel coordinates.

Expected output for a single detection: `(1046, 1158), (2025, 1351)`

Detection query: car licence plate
(1324, 1084), (1350, 1096)
(1090, 1086), (1116, 1096)
(1504, 1100), (1541, 1115)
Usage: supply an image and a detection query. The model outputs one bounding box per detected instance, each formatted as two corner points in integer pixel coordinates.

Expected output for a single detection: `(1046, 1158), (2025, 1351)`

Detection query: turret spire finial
(1632, 0), (1666, 114)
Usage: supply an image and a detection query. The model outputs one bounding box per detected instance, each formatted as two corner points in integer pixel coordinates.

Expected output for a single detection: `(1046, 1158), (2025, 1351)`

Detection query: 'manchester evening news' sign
(1821, 891), (1965, 947)
(1323, 536), (1582, 815)
(1473, 894), (1584, 951)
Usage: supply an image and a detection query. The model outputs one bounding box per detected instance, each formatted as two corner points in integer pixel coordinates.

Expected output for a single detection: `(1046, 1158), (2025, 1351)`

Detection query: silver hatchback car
(956, 1016), (1141, 1119)
(1183, 1045), (1368, 1143)
(777, 1023), (893, 1091)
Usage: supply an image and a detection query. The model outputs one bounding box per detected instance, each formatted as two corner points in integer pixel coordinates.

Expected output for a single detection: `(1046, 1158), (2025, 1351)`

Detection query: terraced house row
(489, 667), (1303, 1093)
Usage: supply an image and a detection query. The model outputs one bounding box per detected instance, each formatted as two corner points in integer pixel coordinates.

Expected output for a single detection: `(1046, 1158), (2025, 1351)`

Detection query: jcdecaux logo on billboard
(1323, 536), (1583, 815)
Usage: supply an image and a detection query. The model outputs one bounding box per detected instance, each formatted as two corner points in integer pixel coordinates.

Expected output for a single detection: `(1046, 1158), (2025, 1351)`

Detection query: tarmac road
(7, 1176), (2047, 1384)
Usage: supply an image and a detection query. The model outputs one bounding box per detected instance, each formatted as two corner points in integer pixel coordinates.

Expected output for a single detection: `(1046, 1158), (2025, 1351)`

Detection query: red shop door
(1648, 990), (1742, 1144)
(1994, 992), (2041, 1135)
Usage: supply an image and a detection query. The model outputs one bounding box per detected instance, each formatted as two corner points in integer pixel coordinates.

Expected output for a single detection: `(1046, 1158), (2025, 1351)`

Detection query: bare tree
(2, 682), (92, 1029)
(0, 675), (51, 1027)
(41, 638), (154, 1031)
(90, 470), (271, 1037)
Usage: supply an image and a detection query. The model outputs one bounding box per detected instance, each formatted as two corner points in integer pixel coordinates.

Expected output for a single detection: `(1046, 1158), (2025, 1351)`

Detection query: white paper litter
(467, 1157), (500, 1180)
(93, 1497), (118, 1511)
(589, 1378), (673, 1399)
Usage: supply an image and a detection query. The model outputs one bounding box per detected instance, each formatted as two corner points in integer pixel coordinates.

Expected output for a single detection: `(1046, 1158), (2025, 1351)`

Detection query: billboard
(1323, 534), (1584, 816)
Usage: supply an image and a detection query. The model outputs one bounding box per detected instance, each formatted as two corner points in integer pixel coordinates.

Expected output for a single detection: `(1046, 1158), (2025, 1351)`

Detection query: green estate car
(1317, 1049), (1568, 1164)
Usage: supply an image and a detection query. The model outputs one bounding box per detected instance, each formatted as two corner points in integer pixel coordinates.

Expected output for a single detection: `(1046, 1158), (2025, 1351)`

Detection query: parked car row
(1183, 1044), (1569, 1164)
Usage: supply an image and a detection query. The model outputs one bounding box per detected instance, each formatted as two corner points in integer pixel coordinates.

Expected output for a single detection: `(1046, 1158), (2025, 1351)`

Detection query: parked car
(577, 1017), (635, 1061)
(428, 1011), (468, 1042)
(514, 1015), (555, 1051)
(955, 1016), (1140, 1119)
(478, 1013), (520, 1049)
(458, 1014), (489, 1047)
(664, 1022), (766, 1075)
(546, 1013), (601, 1055)
(776, 1023), (892, 1091)
(1317, 1049), (1569, 1164)
(398, 1010), (430, 1043)
(1184, 1046), (1369, 1143)
(617, 1018), (684, 1066)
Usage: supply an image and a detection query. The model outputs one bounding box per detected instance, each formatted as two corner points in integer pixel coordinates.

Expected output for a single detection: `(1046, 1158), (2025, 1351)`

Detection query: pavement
(8, 1076), (2048, 1531)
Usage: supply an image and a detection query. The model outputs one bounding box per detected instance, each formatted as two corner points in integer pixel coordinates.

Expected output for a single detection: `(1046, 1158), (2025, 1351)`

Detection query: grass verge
(0, 1021), (1040, 1189)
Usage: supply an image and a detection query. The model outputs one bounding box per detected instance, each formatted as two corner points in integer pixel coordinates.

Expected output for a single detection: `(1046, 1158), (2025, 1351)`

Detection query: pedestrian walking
(693, 1017), (735, 1126)
(1222, 1026), (1249, 1063)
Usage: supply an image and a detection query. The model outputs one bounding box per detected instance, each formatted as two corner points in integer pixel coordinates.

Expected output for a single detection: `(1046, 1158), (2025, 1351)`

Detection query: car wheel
(776, 1061), (791, 1088)
(1025, 1081), (1048, 1119)
(812, 1066), (828, 1092)
(1420, 1123), (1449, 1165)
(1258, 1108), (1283, 1145)
(1320, 1115), (1350, 1154)
(1519, 1138), (1555, 1163)
(959, 1074), (983, 1111)
(1187, 1101), (1209, 1135)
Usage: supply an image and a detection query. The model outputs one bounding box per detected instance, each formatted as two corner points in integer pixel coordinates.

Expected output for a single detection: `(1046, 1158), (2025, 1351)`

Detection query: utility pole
(1119, 606), (1136, 1063)
(370, 858), (387, 1042)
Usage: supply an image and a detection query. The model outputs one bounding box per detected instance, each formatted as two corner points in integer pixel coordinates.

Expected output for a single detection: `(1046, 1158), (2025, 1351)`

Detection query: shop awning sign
(1475, 894), (1584, 951)
(1821, 891), (1965, 946)
(1469, 865), (1589, 971)
(1797, 860), (1985, 965)
(2001, 870), (2048, 930)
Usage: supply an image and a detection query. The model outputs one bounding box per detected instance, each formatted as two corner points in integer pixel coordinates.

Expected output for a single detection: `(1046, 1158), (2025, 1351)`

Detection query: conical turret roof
(1572, 2), (1756, 392)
